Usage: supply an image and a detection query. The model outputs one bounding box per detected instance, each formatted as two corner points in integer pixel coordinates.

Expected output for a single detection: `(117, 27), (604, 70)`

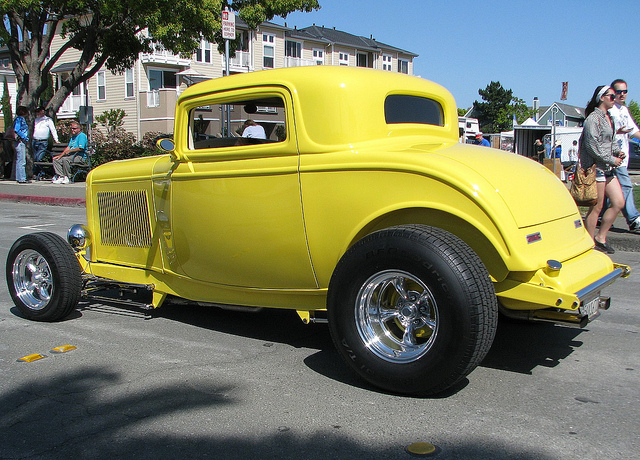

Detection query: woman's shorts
(595, 168), (614, 182)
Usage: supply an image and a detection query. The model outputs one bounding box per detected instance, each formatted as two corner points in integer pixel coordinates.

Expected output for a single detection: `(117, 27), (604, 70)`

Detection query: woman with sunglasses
(580, 85), (625, 253)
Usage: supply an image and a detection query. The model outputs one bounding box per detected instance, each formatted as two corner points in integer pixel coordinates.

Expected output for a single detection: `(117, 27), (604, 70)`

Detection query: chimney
(533, 97), (539, 121)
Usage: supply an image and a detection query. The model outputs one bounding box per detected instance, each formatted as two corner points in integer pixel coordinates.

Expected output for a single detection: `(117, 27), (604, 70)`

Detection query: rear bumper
(495, 249), (630, 327)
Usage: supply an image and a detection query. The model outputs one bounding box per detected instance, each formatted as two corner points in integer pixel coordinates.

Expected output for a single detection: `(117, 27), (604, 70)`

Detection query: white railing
(147, 90), (160, 108)
(58, 95), (83, 115)
(140, 50), (190, 66)
(284, 57), (318, 68)
(229, 50), (251, 68)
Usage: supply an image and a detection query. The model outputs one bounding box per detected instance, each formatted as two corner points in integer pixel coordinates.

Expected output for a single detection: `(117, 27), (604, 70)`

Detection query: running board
(81, 277), (158, 310)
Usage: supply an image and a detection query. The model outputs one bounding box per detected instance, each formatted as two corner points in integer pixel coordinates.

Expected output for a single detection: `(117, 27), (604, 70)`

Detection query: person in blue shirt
(554, 140), (562, 159)
(52, 121), (87, 184)
(14, 106), (30, 184)
(474, 133), (490, 147)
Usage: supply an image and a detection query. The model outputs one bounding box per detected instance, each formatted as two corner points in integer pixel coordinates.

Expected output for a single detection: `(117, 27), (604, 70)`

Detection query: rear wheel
(328, 225), (498, 395)
(6, 232), (82, 321)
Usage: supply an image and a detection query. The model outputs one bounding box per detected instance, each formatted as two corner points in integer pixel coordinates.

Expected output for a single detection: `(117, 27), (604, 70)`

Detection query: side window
(124, 68), (135, 98)
(97, 71), (106, 101)
(189, 95), (287, 150)
(263, 34), (275, 68)
(384, 95), (444, 126)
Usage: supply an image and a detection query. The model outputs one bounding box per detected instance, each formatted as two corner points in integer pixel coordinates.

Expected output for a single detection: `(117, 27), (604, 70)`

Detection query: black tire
(327, 225), (498, 396)
(6, 232), (82, 322)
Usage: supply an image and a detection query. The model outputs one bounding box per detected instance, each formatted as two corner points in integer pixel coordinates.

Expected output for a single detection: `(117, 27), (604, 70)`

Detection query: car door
(169, 87), (317, 290)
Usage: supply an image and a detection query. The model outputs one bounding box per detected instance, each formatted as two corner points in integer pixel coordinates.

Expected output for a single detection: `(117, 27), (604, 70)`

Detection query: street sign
(222, 10), (235, 40)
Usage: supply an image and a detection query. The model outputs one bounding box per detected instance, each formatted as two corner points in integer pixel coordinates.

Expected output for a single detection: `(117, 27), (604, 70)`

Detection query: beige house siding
(255, 25), (288, 70)
(93, 70), (139, 135)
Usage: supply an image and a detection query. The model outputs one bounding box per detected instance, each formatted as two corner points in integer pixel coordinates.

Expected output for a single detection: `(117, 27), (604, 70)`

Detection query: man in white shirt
(32, 106), (60, 179)
(241, 119), (266, 139)
(607, 79), (640, 231)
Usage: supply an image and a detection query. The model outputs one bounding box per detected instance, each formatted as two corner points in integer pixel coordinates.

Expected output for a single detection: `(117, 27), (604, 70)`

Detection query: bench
(34, 142), (92, 183)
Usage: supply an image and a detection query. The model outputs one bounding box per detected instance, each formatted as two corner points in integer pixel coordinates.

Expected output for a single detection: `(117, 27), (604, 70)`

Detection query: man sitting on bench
(52, 121), (87, 184)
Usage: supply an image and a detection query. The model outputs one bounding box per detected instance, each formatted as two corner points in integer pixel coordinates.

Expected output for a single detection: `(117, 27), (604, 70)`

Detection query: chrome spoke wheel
(355, 270), (438, 363)
(11, 249), (53, 311)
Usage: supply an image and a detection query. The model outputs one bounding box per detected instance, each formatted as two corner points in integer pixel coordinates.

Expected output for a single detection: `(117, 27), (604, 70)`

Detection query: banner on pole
(561, 82), (568, 101)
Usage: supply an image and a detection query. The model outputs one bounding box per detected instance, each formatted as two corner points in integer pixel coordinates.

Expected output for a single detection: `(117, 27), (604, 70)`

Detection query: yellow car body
(9, 66), (628, 395)
(79, 66), (626, 323)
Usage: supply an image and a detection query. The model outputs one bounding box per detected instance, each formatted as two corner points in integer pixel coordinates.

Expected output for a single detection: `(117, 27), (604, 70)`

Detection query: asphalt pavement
(0, 176), (639, 251)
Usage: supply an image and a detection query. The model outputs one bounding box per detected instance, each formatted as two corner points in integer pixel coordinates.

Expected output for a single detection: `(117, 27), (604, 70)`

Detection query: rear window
(385, 95), (443, 126)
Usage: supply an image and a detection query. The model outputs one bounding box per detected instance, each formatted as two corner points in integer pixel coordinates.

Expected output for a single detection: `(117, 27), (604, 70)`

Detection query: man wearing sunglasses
(52, 121), (87, 185)
(607, 79), (640, 232)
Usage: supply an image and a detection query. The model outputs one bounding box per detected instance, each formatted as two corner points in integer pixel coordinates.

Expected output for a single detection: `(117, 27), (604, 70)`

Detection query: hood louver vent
(97, 190), (152, 248)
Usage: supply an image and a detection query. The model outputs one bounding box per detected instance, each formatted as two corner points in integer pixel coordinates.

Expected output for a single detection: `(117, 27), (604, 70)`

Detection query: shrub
(90, 129), (166, 167)
(55, 118), (167, 168)
(139, 131), (167, 152)
(95, 108), (126, 133)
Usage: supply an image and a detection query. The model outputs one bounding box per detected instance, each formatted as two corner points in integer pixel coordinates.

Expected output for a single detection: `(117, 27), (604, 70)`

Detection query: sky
(273, 0), (640, 111)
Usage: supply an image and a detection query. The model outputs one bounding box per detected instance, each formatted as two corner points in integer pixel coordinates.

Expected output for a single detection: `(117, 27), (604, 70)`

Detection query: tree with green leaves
(627, 100), (640, 127)
(95, 108), (126, 134)
(472, 81), (534, 133)
(0, 0), (320, 117)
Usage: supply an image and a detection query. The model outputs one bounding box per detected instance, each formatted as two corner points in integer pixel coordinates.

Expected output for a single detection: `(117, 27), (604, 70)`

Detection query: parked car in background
(5, 66), (630, 396)
(628, 138), (640, 169)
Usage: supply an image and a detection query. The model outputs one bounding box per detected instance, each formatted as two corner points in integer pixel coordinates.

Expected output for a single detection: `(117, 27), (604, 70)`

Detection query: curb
(0, 193), (85, 207)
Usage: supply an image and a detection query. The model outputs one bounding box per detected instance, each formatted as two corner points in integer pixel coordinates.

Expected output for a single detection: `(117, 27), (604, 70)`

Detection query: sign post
(221, 10), (235, 135)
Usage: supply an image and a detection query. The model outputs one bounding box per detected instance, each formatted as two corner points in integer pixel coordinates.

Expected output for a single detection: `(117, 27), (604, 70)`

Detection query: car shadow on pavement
(481, 318), (585, 374)
(156, 300), (334, 350)
(0, 366), (555, 460)
(72, 297), (588, 394)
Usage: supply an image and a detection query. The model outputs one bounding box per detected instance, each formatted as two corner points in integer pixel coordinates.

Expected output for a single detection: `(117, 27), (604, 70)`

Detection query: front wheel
(328, 225), (498, 396)
(6, 232), (82, 321)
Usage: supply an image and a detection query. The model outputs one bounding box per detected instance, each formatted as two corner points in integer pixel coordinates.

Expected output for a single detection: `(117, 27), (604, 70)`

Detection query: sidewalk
(0, 178), (85, 207)
(0, 177), (638, 252)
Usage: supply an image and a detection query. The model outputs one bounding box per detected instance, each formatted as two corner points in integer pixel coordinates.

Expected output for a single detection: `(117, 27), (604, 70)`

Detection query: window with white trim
(196, 40), (212, 64)
(382, 54), (393, 71)
(285, 40), (301, 58)
(263, 33), (275, 68)
(357, 53), (368, 68)
(339, 52), (349, 66)
(125, 68), (135, 98)
(148, 69), (177, 90)
(97, 70), (106, 101)
(312, 48), (324, 65)
(398, 59), (409, 74)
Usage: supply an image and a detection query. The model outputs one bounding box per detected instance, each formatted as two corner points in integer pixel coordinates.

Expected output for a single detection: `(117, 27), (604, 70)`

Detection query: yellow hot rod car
(6, 67), (630, 395)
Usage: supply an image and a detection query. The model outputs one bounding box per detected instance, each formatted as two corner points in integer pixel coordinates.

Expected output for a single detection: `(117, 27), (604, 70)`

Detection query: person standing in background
(535, 138), (545, 162)
(607, 79), (640, 232)
(32, 106), (60, 180)
(581, 85), (625, 254)
(13, 106), (30, 184)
